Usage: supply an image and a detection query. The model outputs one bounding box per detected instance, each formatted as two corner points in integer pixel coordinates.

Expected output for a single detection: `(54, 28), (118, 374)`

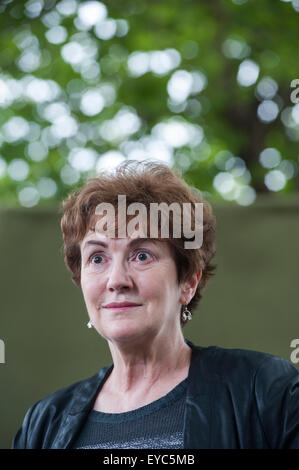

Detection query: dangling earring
(181, 305), (192, 322)
(87, 320), (93, 328)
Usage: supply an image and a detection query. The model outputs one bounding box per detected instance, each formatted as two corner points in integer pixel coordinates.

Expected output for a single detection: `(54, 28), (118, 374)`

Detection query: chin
(104, 322), (153, 345)
(101, 321), (141, 342)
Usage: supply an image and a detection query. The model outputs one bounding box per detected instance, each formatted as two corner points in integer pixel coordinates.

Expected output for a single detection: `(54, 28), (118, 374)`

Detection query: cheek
(140, 277), (176, 306)
(143, 282), (164, 302)
(81, 274), (100, 305)
(140, 262), (178, 300)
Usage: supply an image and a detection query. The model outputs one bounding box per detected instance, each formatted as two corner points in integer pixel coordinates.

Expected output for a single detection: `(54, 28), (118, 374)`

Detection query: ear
(179, 270), (202, 305)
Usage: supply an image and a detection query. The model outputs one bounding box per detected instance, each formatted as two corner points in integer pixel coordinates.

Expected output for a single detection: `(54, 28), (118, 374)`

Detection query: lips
(104, 302), (142, 308)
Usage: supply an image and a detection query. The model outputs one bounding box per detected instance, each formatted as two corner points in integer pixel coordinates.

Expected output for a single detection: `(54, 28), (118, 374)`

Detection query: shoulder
(188, 342), (299, 448)
(31, 365), (112, 415)
(29, 375), (94, 416)
(12, 366), (111, 449)
(188, 341), (299, 392)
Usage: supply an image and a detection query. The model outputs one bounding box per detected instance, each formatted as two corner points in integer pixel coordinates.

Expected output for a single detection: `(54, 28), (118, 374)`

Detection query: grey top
(71, 377), (188, 449)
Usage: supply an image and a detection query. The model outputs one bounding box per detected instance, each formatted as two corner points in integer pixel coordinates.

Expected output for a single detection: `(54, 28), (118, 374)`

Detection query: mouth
(103, 302), (142, 310)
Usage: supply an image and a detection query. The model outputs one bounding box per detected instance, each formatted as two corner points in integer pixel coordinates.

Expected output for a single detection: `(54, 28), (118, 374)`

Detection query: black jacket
(12, 341), (299, 449)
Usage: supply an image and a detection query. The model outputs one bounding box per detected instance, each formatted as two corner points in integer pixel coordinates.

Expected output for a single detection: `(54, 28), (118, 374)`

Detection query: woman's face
(80, 231), (189, 346)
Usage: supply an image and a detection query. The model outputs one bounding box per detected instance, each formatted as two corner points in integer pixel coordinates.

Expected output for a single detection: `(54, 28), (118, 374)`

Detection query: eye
(133, 251), (152, 263)
(90, 253), (104, 264)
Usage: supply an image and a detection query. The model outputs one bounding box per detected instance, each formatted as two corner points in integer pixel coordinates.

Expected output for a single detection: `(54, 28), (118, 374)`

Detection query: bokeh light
(96, 150), (126, 172)
(68, 147), (98, 172)
(257, 100), (279, 123)
(80, 89), (105, 116)
(222, 38), (251, 59)
(77, 1), (107, 28)
(18, 185), (40, 207)
(7, 159), (30, 181)
(259, 148), (281, 168)
(237, 60), (259, 87)
(256, 77), (278, 100)
(45, 25), (67, 44)
(0, 0), (297, 208)
(264, 170), (286, 191)
(37, 177), (57, 198)
(99, 108), (141, 143)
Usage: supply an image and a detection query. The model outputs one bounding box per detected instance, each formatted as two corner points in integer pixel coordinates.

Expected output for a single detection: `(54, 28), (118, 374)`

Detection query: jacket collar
(183, 340), (214, 448)
(52, 365), (113, 448)
(52, 340), (212, 448)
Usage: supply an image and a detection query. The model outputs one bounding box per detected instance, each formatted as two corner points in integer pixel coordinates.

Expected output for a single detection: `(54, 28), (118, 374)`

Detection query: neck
(107, 331), (191, 393)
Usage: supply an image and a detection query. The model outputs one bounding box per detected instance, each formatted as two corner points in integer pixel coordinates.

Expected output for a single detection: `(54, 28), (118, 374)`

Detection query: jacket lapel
(183, 341), (214, 448)
(52, 365), (113, 449)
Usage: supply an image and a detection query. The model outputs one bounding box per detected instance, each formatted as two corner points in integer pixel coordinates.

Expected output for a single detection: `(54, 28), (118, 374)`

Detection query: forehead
(81, 231), (172, 254)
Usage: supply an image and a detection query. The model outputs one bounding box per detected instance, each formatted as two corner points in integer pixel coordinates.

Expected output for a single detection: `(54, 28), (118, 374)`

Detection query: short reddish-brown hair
(60, 160), (216, 324)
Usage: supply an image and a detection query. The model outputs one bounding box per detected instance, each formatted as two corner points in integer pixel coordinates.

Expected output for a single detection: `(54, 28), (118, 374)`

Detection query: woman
(13, 160), (298, 449)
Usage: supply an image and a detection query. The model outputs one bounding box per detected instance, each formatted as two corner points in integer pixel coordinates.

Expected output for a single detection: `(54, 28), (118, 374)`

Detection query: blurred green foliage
(0, 0), (298, 207)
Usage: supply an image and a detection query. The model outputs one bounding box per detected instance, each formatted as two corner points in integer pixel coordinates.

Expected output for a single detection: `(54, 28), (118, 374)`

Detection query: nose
(106, 259), (134, 292)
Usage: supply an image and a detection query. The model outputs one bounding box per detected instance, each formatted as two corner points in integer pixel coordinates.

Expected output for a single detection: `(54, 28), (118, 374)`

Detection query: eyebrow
(83, 237), (157, 251)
